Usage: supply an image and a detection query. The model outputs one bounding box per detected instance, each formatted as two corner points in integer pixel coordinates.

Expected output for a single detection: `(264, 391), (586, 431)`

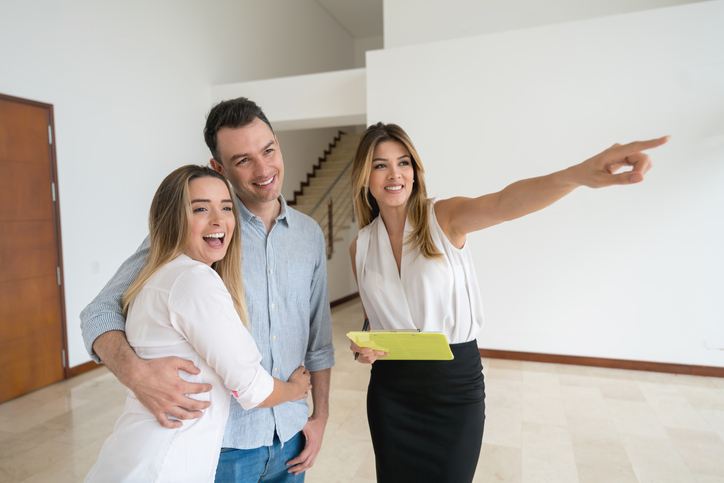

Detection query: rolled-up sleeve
(79, 238), (150, 362)
(169, 266), (274, 410)
(305, 227), (335, 372)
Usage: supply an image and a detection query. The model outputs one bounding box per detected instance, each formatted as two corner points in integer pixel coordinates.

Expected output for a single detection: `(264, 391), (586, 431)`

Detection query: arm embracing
(81, 238), (212, 428)
(169, 267), (310, 410)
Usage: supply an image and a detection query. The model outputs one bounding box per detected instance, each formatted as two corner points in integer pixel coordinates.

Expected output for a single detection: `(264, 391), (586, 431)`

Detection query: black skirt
(367, 340), (486, 483)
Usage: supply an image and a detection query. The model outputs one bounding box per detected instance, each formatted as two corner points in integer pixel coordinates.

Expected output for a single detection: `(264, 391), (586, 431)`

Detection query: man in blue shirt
(81, 97), (335, 482)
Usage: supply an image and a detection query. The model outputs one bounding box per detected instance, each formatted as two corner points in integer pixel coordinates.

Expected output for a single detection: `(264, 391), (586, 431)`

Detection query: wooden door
(0, 93), (67, 403)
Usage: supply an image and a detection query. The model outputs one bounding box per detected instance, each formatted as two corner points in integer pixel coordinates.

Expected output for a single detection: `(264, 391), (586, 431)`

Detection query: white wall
(212, 68), (367, 131)
(354, 35), (384, 68)
(326, 219), (360, 302)
(206, 0), (355, 84)
(367, 1), (724, 366)
(384, 0), (711, 48)
(0, 0), (356, 368)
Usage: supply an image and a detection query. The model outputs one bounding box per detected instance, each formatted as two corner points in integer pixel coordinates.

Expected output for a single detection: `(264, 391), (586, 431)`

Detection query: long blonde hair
(122, 165), (248, 324)
(351, 122), (442, 259)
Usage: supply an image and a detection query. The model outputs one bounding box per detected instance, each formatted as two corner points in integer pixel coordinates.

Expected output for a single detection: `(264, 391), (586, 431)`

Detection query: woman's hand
(350, 341), (388, 364)
(572, 136), (669, 188)
(289, 366), (312, 401)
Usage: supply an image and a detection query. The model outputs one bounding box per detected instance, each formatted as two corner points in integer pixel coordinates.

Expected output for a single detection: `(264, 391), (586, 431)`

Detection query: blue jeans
(214, 431), (306, 483)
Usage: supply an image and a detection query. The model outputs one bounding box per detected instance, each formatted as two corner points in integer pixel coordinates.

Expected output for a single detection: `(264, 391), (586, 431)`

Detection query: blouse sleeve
(167, 265), (274, 410)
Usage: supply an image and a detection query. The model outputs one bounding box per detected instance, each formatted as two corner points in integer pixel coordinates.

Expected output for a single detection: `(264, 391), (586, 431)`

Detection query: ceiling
(315, 0), (383, 39)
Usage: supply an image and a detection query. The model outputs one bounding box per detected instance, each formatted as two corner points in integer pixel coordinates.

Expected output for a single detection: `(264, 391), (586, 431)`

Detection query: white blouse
(86, 255), (274, 483)
(356, 204), (485, 344)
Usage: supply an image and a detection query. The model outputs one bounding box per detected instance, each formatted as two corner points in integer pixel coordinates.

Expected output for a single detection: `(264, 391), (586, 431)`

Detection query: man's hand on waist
(93, 330), (212, 429)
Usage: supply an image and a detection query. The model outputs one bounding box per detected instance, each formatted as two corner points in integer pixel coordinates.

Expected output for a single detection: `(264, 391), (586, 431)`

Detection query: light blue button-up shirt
(80, 196), (335, 449)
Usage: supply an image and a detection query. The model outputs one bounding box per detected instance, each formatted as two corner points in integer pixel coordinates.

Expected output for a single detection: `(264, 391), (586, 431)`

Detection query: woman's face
(184, 176), (236, 266)
(368, 140), (415, 212)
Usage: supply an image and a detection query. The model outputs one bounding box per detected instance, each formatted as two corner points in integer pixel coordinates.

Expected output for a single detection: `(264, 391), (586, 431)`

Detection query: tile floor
(1, 299), (723, 482)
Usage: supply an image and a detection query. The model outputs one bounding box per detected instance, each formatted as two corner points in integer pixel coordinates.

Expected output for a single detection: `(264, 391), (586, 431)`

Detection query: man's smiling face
(211, 118), (284, 209)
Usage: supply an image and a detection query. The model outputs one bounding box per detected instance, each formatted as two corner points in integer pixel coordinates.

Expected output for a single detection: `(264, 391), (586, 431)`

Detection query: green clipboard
(347, 331), (454, 360)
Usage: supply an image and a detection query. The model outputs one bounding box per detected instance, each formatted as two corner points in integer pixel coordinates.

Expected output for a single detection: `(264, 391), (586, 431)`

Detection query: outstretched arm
(435, 136), (669, 247)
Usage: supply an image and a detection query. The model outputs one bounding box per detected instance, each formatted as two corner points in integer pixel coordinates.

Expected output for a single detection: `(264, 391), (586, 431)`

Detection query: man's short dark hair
(204, 97), (274, 163)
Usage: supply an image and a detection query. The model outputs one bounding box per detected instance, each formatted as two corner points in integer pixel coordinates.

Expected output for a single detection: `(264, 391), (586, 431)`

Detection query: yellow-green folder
(347, 331), (454, 360)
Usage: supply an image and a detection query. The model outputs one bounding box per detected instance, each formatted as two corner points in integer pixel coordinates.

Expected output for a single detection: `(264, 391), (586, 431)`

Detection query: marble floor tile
(473, 443), (522, 483)
(664, 427), (724, 477)
(598, 378), (647, 402)
(304, 432), (371, 483)
(489, 359), (523, 370)
(606, 398), (669, 439)
(694, 475), (724, 483)
(696, 408), (724, 437)
(351, 445), (376, 480)
(522, 370), (561, 395)
(622, 433), (696, 482)
(522, 390), (567, 426)
(521, 421), (579, 483)
(483, 405), (522, 449)
(487, 367), (523, 381)
(485, 378), (524, 410)
(712, 378), (724, 390)
(331, 399), (372, 443)
(556, 364), (594, 376)
(561, 385), (611, 420)
(568, 416), (637, 483)
(559, 373), (602, 388)
(641, 392), (712, 431)
(326, 388), (367, 426)
(679, 385), (724, 412)
(521, 361), (558, 373)
(0, 439), (75, 482)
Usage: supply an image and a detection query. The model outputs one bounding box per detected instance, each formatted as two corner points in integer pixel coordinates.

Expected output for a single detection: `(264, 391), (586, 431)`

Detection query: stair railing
(308, 158), (354, 259)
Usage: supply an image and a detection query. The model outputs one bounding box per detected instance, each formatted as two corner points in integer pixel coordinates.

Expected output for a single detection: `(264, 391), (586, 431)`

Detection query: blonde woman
(349, 123), (668, 483)
(86, 166), (311, 483)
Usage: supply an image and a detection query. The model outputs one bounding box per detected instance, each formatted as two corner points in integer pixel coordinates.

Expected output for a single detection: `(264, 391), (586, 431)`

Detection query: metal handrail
(310, 188), (353, 224)
(308, 158), (353, 218)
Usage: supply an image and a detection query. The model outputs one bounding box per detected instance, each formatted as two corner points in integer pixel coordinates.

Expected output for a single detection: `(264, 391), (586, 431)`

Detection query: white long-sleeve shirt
(86, 255), (274, 483)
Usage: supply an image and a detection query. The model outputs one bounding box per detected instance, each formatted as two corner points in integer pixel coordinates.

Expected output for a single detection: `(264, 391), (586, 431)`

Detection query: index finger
(179, 395), (211, 412)
(616, 136), (670, 156)
(182, 381), (213, 395)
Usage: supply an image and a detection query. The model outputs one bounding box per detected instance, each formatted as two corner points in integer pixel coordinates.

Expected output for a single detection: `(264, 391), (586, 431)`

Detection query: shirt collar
(235, 195), (292, 227)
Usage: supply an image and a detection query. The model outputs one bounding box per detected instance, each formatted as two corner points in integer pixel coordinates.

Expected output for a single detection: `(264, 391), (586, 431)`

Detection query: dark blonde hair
(122, 165), (248, 323)
(351, 122), (442, 259)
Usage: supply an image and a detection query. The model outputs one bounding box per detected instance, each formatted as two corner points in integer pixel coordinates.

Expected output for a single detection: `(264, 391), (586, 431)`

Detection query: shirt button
(273, 367), (278, 372)
(269, 269), (273, 274)
(270, 303), (275, 309)
(272, 335), (277, 340)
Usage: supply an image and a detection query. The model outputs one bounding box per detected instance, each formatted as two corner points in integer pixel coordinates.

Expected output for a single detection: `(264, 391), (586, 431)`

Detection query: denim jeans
(214, 431), (306, 483)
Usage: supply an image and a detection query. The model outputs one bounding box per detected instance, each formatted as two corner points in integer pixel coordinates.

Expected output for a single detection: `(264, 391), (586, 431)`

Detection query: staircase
(288, 132), (361, 258)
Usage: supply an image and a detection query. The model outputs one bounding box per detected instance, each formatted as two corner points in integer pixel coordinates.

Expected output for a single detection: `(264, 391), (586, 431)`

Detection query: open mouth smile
(253, 175), (275, 187)
(384, 184), (404, 192)
(202, 232), (225, 248)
